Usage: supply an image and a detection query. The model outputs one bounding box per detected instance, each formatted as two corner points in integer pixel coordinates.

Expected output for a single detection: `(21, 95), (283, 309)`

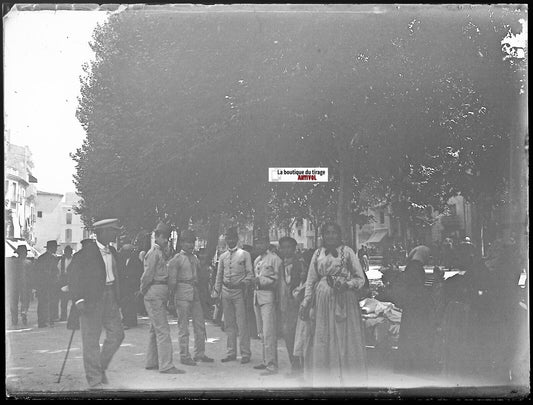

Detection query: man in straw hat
(68, 218), (125, 390)
(252, 229), (282, 375)
(212, 227), (254, 363)
(34, 240), (59, 328)
(168, 229), (214, 366)
(139, 222), (184, 375)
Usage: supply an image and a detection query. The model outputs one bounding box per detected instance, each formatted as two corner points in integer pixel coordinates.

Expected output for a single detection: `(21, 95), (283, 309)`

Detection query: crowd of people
(5, 219), (525, 390)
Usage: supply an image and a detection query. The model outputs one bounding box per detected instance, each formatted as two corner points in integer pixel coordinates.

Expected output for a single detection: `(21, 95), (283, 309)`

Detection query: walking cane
(57, 328), (76, 383)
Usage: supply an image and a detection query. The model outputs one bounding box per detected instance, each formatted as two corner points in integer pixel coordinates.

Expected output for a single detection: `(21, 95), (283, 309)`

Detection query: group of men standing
(6, 240), (74, 329)
(8, 217), (309, 390)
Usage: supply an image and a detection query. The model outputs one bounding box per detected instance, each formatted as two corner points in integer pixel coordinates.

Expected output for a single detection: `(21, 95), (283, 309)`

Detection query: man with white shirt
(68, 218), (125, 390)
(212, 227), (253, 363)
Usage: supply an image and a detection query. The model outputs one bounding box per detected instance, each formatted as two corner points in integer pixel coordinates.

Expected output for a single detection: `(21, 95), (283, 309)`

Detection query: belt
(151, 281), (168, 285)
(178, 280), (197, 286)
(256, 285), (276, 291)
(223, 281), (243, 289)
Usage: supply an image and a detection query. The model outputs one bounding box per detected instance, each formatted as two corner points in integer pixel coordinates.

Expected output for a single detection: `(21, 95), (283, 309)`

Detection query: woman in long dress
(299, 222), (367, 387)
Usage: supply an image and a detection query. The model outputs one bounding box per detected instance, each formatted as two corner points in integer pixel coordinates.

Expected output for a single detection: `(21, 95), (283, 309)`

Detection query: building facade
(35, 191), (89, 253)
(4, 133), (38, 245)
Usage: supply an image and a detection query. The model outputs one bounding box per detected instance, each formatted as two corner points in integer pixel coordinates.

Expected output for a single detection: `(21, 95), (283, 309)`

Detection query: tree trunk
(336, 138), (354, 247)
(205, 210), (221, 263)
(253, 184), (270, 240)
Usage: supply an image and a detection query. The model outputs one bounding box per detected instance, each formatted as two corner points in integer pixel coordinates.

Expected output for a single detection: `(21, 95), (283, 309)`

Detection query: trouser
(36, 288), (50, 326)
(121, 293), (138, 327)
(79, 287), (125, 387)
(222, 293), (251, 358)
(254, 301), (278, 368)
(176, 298), (206, 360)
(10, 283), (30, 325)
(245, 286), (258, 338)
(144, 296), (174, 372)
(283, 317), (299, 368)
(49, 283), (60, 321)
(60, 291), (70, 321)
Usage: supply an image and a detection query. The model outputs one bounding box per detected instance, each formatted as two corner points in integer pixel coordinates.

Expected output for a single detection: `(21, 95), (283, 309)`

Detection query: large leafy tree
(73, 5), (524, 253)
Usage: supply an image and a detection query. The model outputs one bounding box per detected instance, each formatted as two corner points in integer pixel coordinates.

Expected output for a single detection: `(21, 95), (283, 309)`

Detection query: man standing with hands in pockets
(167, 229), (214, 366)
(68, 219), (125, 390)
(252, 230), (282, 375)
(139, 222), (184, 375)
(212, 227), (253, 364)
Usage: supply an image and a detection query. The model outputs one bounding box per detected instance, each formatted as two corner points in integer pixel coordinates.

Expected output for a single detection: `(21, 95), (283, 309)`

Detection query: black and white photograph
(3, 3), (529, 398)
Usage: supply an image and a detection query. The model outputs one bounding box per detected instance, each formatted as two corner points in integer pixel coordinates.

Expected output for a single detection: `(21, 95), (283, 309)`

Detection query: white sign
(269, 167), (328, 182)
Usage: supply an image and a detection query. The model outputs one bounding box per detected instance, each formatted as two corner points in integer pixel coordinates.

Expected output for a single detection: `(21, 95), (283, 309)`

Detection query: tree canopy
(73, 5), (525, 250)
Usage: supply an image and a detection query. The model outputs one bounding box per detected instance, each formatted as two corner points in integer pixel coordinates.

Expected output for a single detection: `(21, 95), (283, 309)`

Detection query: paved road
(6, 299), (507, 396)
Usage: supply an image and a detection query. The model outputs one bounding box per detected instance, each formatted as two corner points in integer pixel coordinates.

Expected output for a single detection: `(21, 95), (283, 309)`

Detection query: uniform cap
(225, 227), (239, 239)
(92, 218), (122, 230)
(154, 222), (171, 237)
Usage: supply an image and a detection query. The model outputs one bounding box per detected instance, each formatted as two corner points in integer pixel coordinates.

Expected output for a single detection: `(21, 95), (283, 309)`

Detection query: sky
(4, 9), (109, 194)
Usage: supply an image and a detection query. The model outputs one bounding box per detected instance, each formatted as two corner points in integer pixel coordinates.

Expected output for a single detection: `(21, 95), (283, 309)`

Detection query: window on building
(66, 212), (72, 224)
(37, 211), (43, 218)
(380, 211), (385, 224)
(298, 229), (302, 237)
(65, 229), (72, 243)
(12, 182), (17, 201)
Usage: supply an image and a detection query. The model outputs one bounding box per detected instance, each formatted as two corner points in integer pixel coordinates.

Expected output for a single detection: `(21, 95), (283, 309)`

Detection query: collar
(180, 249), (194, 256)
(96, 239), (108, 251)
(283, 257), (295, 265)
(228, 246), (239, 253)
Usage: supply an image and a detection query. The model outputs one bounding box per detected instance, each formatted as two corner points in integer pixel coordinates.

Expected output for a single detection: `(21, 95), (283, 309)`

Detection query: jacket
(68, 240), (121, 306)
(253, 251), (282, 306)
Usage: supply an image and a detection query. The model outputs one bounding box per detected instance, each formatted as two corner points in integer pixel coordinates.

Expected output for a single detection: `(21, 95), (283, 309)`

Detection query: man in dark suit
(68, 219), (125, 390)
(34, 240), (59, 328)
(118, 244), (143, 329)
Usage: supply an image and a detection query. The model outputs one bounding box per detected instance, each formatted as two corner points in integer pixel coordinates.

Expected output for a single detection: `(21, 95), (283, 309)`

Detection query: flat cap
(92, 218), (122, 230)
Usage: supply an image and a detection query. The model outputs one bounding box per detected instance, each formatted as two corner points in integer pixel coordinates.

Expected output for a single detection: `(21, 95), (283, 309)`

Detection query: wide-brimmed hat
(154, 222), (171, 237)
(92, 218), (122, 231)
(45, 240), (58, 249)
(180, 229), (196, 243)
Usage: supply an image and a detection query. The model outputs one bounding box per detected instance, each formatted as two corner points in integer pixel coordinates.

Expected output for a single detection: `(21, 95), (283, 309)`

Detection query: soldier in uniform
(140, 222), (184, 375)
(68, 219), (125, 390)
(212, 227), (254, 363)
(168, 230), (214, 366)
(252, 230), (282, 375)
(34, 240), (59, 328)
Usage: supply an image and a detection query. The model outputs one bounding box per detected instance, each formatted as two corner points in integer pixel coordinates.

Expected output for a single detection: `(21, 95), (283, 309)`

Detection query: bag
(341, 246), (371, 301)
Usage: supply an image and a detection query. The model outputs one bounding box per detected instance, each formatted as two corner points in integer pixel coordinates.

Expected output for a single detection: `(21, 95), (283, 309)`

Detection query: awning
(365, 229), (389, 244)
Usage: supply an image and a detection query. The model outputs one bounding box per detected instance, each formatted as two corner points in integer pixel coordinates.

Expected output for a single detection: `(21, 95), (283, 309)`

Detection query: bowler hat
(154, 222), (171, 237)
(92, 218), (122, 230)
(45, 240), (58, 249)
(225, 227), (239, 239)
(16, 245), (29, 254)
(180, 229), (196, 243)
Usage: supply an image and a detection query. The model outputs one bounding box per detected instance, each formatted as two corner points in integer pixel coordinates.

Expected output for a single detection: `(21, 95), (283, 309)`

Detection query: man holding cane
(68, 219), (125, 390)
